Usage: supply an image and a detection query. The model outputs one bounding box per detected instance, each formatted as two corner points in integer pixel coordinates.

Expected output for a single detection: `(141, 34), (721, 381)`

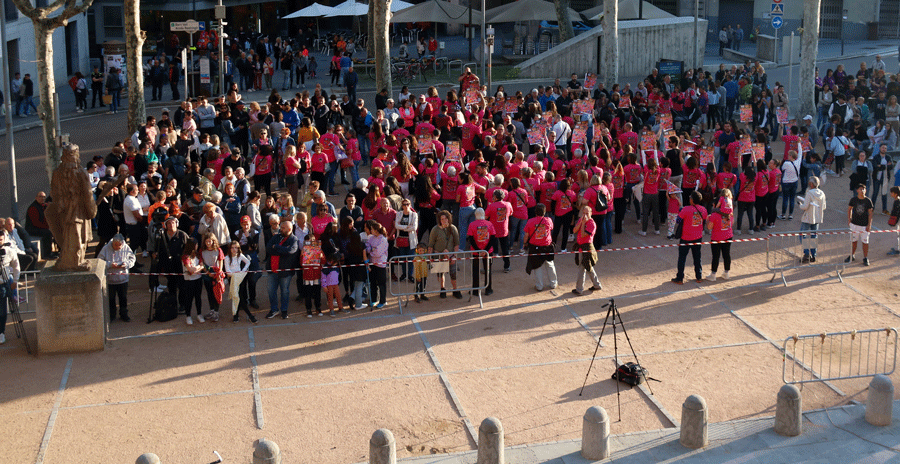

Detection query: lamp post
(0, 0), (17, 219)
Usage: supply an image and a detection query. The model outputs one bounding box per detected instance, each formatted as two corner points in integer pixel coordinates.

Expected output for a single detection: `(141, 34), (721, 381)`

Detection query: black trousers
(710, 241), (732, 272)
(109, 281), (128, 318)
(369, 266), (387, 305)
(471, 249), (492, 292)
(202, 276), (220, 311)
(92, 84), (104, 107)
(302, 283), (322, 313)
(675, 238), (703, 282)
(181, 278), (203, 316)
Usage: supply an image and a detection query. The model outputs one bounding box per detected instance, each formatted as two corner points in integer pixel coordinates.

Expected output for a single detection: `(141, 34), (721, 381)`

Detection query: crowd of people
(5, 36), (900, 338)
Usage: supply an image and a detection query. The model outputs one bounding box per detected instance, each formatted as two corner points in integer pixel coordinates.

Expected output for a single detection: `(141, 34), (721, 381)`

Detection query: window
(103, 6), (123, 39)
(5, 0), (17, 22)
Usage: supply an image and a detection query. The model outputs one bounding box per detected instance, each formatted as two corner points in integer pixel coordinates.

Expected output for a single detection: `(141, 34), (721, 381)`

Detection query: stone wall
(517, 17), (708, 80)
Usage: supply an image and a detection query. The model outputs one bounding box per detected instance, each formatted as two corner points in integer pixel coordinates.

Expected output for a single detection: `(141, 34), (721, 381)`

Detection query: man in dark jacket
(266, 220), (299, 319)
(154, 217), (190, 310)
(25, 192), (54, 259)
(344, 66), (359, 104)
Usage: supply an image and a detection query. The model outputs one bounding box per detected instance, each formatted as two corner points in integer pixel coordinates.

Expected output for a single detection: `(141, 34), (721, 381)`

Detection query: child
(665, 181), (683, 240)
(413, 243), (429, 303)
(321, 253), (344, 316)
(308, 56), (318, 78)
(301, 237), (324, 317)
(225, 240), (257, 323)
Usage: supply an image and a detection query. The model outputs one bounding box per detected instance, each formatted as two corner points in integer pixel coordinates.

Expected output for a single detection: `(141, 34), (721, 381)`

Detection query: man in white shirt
(4, 217), (37, 271)
(873, 55), (886, 73)
(551, 115), (571, 153)
(122, 184), (147, 254)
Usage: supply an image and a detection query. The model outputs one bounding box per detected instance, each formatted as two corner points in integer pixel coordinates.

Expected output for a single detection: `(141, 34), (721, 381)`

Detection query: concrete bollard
(136, 454), (160, 464)
(369, 428), (397, 464)
(581, 406), (610, 460)
(775, 384), (803, 436)
(866, 374), (894, 426)
(680, 394), (708, 449)
(477, 417), (504, 464)
(253, 438), (282, 464)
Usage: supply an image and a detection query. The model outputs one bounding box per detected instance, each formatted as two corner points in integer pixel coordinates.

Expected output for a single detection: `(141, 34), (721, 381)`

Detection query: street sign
(770, 3), (784, 15)
(170, 20), (205, 33)
(771, 16), (783, 29)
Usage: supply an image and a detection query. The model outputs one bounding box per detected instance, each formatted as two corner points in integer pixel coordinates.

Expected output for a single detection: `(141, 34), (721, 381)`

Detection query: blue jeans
(325, 161), (339, 194)
(872, 177), (888, 211)
(397, 246), (413, 277)
(600, 214), (613, 246)
(358, 136), (371, 165)
(781, 181), (798, 216)
(109, 93), (120, 113)
(800, 222), (818, 257)
(675, 239), (702, 281)
(457, 206), (476, 251)
(21, 95), (37, 115)
(350, 159), (361, 186)
(509, 216), (527, 252)
(267, 272), (293, 314)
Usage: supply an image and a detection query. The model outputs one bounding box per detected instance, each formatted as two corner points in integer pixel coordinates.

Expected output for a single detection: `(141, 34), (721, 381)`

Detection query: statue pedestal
(35, 259), (106, 354)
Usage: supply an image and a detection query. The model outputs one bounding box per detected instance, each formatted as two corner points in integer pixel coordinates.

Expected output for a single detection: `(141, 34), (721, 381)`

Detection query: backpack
(611, 362), (650, 387)
(594, 186), (608, 211)
(168, 154), (187, 180)
(68, 76), (78, 92)
(152, 291), (179, 322)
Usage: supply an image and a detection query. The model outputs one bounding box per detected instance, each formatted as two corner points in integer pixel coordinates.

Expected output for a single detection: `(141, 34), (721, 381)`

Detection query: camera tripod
(578, 298), (651, 421)
(1, 263), (32, 354)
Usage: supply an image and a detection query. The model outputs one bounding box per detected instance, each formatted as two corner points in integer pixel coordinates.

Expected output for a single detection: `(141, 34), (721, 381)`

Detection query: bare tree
(798, 0), (821, 120)
(10, 0), (94, 181)
(374, 0), (393, 96)
(600, 0), (618, 86)
(554, 0), (575, 42)
(124, 0), (145, 136)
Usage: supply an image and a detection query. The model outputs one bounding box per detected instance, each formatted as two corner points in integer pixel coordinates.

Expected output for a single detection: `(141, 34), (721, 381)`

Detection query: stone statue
(45, 144), (122, 272)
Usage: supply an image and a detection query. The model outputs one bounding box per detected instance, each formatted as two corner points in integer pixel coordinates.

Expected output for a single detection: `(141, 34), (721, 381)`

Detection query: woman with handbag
(393, 199), (418, 282)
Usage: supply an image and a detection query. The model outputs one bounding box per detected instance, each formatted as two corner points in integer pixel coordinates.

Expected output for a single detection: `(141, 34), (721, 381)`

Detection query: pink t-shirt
(755, 171), (769, 197)
(551, 189), (576, 216)
(709, 211), (734, 241)
(678, 205), (707, 241)
(509, 188), (530, 220)
(738, 173), (756, 202)
(768, 168), (781, 193)
(467, 219), (496, 249)
(524, 216), (553, 246)
(576, 217), (596, 245)
(643, 168), (661, 194)
(485, 200), (512, 237)
(311, 215), (333, 238)
(716, 172), (736, 191)
(682, 167), (703, 189)
(442, 175), (459, 201)
(310, 151), (328, 173)
(457, 184), (477, 207)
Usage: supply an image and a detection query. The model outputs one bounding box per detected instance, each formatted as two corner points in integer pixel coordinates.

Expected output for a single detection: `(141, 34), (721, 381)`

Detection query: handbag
(430, 259), (449, 274)
(890, 215), (898, 227)
(396, 236), (410, 248)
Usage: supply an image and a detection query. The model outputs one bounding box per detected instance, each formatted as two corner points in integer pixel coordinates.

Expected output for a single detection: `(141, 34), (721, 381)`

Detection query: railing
(766, 228), (850, 286)
(783, 328), (898, 385)
(388, 249), (489, 314)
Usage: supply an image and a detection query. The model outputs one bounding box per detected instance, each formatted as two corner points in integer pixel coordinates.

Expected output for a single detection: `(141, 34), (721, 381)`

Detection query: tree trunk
(125, 0), (145, 136)
(798, 0), (821, 120)
(367, 2), (376, 57)
(600, 0), (618, 87)
(554, 0), (575, 43)
(33, 26), (59, 181)
(374, 0), (393, 96)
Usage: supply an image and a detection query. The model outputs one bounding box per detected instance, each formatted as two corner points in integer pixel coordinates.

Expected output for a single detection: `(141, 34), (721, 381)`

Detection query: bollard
(775, 384), (802, 436)
(477, 417), (504, 464)
(369, 429), (397, 464)
(253, 438), (282, 464)
(581, 406), (610, 460)
(679, 394), (708, 449)
(866, 374), (894, 426)
(136, 454), (160, 464)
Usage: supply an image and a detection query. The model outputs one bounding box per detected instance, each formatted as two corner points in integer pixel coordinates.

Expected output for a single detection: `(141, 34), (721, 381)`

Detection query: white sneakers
(706, 272), (717, 282)
(186, 317), (193, 325)
(0, 333), (5, 344)
(197, 314), (206, 323)
(720, 271), (730, 279)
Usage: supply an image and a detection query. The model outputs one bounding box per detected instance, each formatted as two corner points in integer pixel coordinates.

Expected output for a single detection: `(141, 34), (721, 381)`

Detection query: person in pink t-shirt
(640, 158), (662, 235)
(466, 208), (496, 296)
(736, 166), (756, 234)
(524, 204), (556, 291)
(706, 190), (734, 281)
(486, 190), (513, 271)
(571, 206), (603, 295)
(671, 191), (708, 284)
(550, 179), (577, 252)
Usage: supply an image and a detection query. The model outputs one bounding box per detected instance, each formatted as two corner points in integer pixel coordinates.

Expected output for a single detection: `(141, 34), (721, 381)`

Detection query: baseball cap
(803, 115), (813, 121)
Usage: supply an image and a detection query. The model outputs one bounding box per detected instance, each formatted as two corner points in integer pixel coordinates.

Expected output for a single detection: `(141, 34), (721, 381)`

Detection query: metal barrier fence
(783, 328), (898, 385)
(388, 250), (489, 314)
(766, 228), (850, 286)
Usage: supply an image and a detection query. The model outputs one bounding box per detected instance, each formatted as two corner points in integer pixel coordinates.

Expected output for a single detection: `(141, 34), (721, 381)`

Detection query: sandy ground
(4, 144), (900, 463)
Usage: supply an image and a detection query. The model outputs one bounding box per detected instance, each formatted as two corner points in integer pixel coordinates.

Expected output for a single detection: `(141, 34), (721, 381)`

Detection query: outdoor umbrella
(324, 0), (369, 16)
(391, 0), (415, 12)
(586, 0), (675, 20)
(391, 0), (483, 25)
(486, 0), (581, 24)
(282, 2), (337, 36)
